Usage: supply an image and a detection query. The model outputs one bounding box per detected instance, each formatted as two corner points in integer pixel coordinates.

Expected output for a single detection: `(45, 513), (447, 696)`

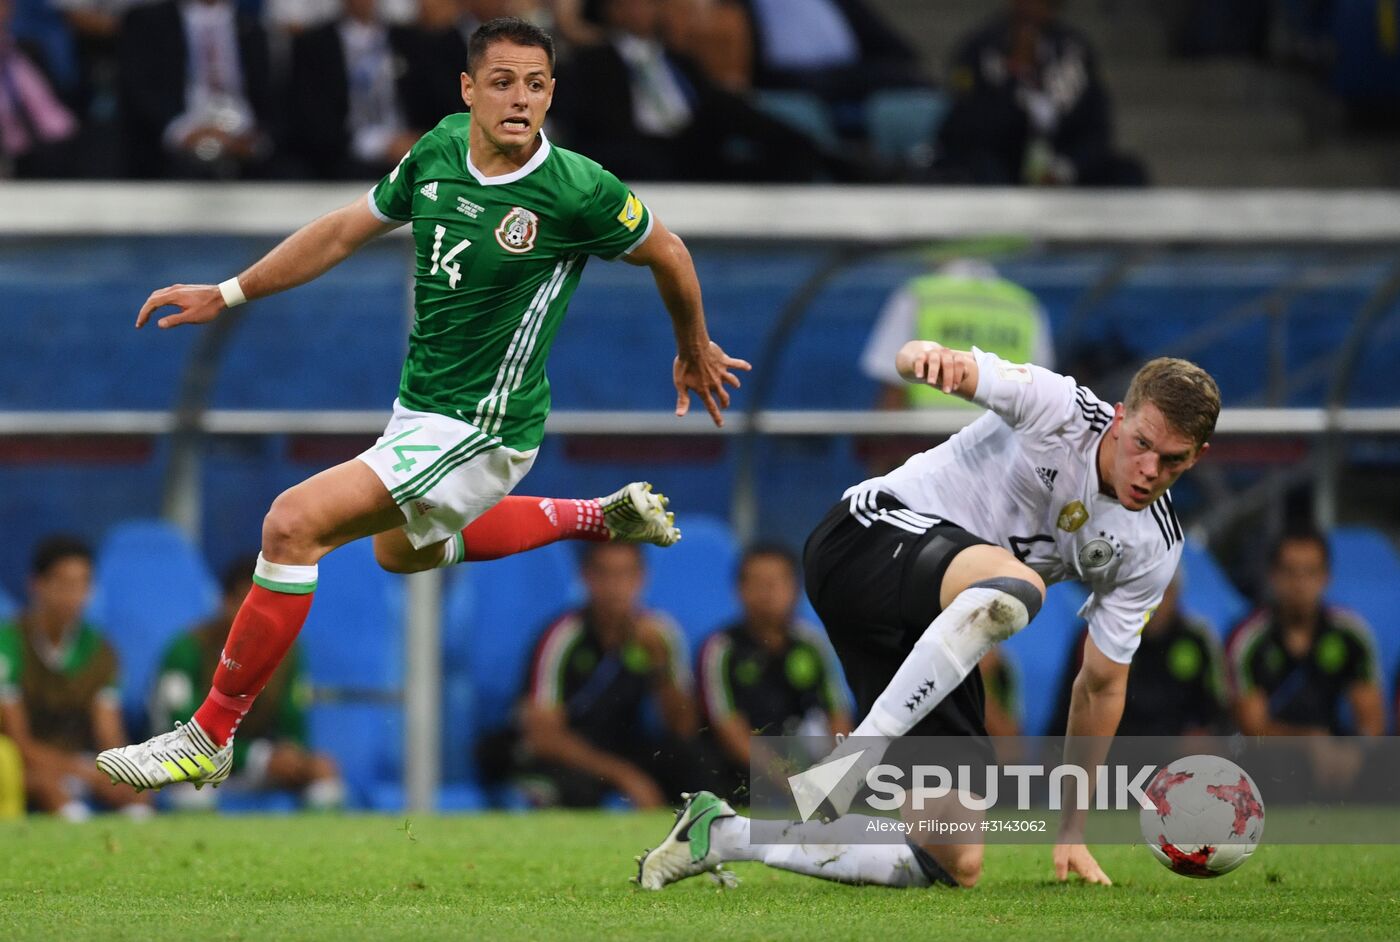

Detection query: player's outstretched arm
(895, 340), (980, 399)
(135, 197), (403, 329)
(1054, 636), (1129, 886)
(624, 217), (751, 426)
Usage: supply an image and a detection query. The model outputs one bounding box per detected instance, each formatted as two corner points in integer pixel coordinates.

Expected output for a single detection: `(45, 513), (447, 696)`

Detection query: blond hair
(1124, 358), (1220, 447)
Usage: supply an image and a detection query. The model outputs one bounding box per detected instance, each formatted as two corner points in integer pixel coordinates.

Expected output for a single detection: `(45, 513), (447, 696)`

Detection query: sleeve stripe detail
(617, 209), (655, 258)
(1229, 616), (1272, 693)
(1148, 500), (1177, 550)
(699, 634), (735, 719)
(1074, 387), (1111, 431)
(652, 614), (693, 693)
(365, 189), (405, 223)
(795, 622), (854, 715)
(529, 614), (582, 707)
(1162, 491), (1184, 540)
(1326, 607), (1382, 682)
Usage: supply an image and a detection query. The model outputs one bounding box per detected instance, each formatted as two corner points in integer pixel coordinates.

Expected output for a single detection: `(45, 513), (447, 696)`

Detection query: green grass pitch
(2, 812), (1397, 940)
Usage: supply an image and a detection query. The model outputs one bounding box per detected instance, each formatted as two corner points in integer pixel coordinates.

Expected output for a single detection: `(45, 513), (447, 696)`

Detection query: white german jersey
(847, 348), (1184, 664)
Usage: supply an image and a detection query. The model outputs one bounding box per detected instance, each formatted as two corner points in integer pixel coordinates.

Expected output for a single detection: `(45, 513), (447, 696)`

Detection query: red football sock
(454, 496), (608, 562)
(193, 560), (317, 747)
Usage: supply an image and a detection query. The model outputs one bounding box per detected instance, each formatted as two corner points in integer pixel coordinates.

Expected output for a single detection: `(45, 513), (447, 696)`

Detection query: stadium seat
(297, 538), (406, 808)
(865, 89), (949, 163)
(1178, 539), (1249, 637)
(1326, 527), (1400, 710)
(1002, 581), (1090, 736)
(89, 520), (219, 736)
(642, 515), (740, 652)
(751, 91), (837, 145)
(443, 542), (581, 787)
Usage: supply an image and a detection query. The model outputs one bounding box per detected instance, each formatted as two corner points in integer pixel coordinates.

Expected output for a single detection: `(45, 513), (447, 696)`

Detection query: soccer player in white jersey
(95, 18), (749, 794)
(639, 340), (1220, 891)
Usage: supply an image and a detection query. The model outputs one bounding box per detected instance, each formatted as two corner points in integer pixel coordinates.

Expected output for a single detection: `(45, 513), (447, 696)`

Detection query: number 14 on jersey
(429, 224), (471, 288)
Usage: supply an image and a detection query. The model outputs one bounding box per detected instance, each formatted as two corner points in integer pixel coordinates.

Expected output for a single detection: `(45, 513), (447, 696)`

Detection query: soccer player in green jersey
(97, 17), (750, 793)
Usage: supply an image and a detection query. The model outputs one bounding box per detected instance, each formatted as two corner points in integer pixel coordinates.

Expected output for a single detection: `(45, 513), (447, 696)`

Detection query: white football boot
(96, 720), (233, 792)
(599, 481), (681, 547)
(636, 791), (739, 890)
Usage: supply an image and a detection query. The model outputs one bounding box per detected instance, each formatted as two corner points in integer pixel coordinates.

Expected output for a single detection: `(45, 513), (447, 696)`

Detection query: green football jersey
(370, 113), (654, 451)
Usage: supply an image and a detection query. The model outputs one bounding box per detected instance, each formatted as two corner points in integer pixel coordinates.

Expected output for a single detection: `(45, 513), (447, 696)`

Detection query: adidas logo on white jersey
(420, 182), (438, 201)
(1036, 467), (1058, 491)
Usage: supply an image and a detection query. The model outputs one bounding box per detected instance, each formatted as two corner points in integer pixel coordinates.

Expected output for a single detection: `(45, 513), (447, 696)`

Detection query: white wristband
(218, 277), (247, 308)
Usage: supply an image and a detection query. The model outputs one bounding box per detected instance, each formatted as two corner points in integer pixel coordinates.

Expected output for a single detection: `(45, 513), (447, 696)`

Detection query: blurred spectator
(1051, 576), (1230, 737)
(936, 0), (1146, 186)
(117, 0), (274, 178)
(263, 0), (339, 36)
(698, 544), (851, 800)
(264, 0), (419, 36)
(554, 0), (834, 181)
(861, 259), (1054, 412)
(392, 0), (528, 138)
(857, 258), (1054, 474)
(1229, 527), (1385, 736)
(737, 0), (924, 108)
(0, 536), (150, 819)
(0, 0), (80, 177)
(284, 0), (423, 179)
(483, 543), (704, 808)
(656, 0), (751, 91)
(151, 555), (344, 810)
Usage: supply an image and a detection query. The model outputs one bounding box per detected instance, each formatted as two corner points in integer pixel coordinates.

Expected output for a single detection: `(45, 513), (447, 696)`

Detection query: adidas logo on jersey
(1036, 467), (1059, 491)
(420, 182), (439, 201)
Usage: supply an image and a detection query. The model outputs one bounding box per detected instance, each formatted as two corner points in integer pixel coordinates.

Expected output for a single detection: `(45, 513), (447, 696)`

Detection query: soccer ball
(1139, 754), (1265, 878)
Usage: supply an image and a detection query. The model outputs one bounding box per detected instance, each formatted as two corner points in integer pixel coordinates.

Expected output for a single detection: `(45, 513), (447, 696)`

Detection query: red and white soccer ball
(1139, 754), (1265, 878)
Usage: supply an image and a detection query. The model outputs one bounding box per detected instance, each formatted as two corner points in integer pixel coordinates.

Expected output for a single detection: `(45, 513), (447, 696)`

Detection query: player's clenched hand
(135, 284), (226, 329)
(673, 340), (752, 427)
(902, 341), (969, 395)
(1053, 843), (1113, 885)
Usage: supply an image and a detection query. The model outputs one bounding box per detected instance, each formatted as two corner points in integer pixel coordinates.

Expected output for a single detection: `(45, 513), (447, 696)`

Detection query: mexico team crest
(495, 206), (539, 254)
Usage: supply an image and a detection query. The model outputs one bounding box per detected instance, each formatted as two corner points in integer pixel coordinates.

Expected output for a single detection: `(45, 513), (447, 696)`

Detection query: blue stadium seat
(752, 91), (837, 145)
(865, 89), (949, 162)
(1178, 539), (1249, 637)
(1002, 581), (1090, 736)
(642, 515), (740, 652)
(0, 584), (15, 621)
(1326, 527), (1400, 710)
(297, 538), (405, 808)
(442, 542), (580, 786)
(89, 520), (219, 735)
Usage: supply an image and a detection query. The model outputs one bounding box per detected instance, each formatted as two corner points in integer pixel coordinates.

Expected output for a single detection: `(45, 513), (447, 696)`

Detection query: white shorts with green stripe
(357, 399), (537, 550)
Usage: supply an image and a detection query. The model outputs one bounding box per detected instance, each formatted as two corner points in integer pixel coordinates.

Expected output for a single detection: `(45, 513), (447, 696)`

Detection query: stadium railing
(5, 182), (1400, 810)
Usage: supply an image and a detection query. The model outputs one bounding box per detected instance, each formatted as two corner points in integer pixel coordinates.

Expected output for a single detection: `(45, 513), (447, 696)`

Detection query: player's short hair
(1124, 357), (1220, 448)
(1270, 525), (1331, 571)
(467, 17), (556, 76)
(31, 534), (93, 577)
(220, 554), (259, 598)
(737, 542), (800, 583)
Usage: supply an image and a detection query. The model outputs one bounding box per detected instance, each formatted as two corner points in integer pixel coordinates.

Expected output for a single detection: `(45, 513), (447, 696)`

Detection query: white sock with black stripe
(852, 584), (1031, 739)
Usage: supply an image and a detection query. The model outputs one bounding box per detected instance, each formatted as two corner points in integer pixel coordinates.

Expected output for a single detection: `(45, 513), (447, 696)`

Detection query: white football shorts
(357, 399), (537, 549)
